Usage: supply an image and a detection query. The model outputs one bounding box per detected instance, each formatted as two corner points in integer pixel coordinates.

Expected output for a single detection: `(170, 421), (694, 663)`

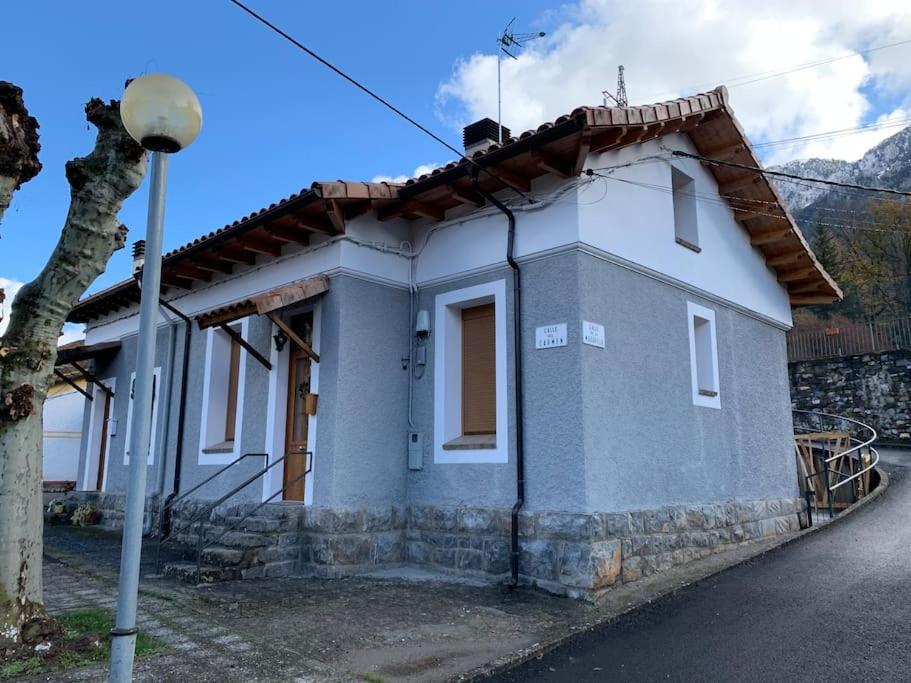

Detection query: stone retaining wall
(64, 491), (130, 530)
(406, 498), (804, 599)
(63, 493), (803, 598)
(789, 349), (911, 444)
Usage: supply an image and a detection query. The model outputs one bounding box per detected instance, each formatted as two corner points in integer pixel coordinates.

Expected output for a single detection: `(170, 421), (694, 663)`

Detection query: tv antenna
(496, 18), (546, 143)
(602, 65), (628, 107)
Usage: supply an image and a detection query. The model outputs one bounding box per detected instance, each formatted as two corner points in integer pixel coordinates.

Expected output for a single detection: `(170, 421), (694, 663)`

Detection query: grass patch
(1, 609), (164, 679)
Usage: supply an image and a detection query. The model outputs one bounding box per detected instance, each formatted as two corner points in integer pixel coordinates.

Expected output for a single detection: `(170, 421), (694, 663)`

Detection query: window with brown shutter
(461, 303), (496, 435)
(224, 336), (241, 441)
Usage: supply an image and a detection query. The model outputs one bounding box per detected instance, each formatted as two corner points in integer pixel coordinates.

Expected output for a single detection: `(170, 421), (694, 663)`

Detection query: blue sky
(2, 0), (909, 307)
(1, 0), (555, 293)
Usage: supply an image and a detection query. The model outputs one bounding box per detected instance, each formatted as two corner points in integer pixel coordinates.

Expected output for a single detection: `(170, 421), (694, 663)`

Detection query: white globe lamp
(121, 73), (202, 152)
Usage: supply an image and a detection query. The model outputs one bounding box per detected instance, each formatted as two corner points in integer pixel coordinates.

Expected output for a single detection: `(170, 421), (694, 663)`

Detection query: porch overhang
(195, 276), (328, 365)
(54, 340), (120, 399)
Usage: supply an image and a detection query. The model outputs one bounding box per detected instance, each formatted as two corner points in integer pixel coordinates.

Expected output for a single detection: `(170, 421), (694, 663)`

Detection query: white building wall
(43, 388), (84, 481)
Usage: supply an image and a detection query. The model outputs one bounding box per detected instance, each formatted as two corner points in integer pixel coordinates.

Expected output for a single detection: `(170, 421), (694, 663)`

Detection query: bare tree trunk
(0, 94), (146, 646)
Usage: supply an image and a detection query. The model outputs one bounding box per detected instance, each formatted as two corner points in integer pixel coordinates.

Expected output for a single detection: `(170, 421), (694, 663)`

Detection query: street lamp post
(109, 73), (202, 683)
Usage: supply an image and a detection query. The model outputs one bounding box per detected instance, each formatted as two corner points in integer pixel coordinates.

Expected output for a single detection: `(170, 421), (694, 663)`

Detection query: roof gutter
(468, 167), (525, 590)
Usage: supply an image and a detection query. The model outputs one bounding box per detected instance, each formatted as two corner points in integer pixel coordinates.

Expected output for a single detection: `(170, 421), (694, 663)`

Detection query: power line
(643, 37), (911, 102)
(753, 118), (911, 150)
(671, 151), (911, 198)
(226, 0), (534, 202)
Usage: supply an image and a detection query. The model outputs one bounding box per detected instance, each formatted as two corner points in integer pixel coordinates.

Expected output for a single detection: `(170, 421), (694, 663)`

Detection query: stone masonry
(789, 349), (911, 444)
(65, 493), (803, 598)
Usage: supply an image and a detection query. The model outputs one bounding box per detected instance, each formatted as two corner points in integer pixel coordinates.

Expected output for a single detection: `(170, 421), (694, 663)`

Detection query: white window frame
(198, 317), (249, 465)
(434, 279), (508, 464)
(124, 367), (161, 465)
(81, 377), (116, 491)
(687, 301), (721, 409)
(672, 166), (700, 252)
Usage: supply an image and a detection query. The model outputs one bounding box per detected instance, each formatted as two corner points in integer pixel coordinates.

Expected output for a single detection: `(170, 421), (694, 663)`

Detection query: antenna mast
(497, 18), (545, 143)
(602, 65), (629, 107)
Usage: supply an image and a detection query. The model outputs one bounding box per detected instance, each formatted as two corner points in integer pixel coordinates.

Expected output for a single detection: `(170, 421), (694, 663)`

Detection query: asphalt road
(489, 449), (911, 682)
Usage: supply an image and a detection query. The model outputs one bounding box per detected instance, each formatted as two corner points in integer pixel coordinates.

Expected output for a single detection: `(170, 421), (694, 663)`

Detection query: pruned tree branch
(0, 82), (41, 221)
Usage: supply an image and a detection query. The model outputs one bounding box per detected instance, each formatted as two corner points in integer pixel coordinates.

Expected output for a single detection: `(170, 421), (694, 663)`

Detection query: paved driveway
(490, 449), (911, 682)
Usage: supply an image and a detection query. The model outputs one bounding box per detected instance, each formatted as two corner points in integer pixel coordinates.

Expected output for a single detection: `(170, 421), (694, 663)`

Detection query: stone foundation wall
(789, 349), (911, 443)
(406, 498), (804, 599)
(63, 493), (803, 598)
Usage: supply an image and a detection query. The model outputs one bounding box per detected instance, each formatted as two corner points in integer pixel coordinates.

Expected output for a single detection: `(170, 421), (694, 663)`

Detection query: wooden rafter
(215, 246), (257, 265)
(54, 369), (92, 401)
(720, 173), (762, 195)
(325, 199), (346, 234)
(160, 272), (192, 289)
(240, 234), (283, 257)
(448, 184), (485, 207)
(487, 165), (532, 192)
(265, 223), (311, 245)
(171, 263), (212, 283)
(532, 150), (574, 178)
(194, 256), (234, 274)
(750, 228), (793, 246)
(767, 252), (806, 268)
(778, 266), (819, 283)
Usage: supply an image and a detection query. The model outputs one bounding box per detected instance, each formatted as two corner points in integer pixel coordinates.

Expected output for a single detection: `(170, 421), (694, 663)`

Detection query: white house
(61, 87), (839, 597)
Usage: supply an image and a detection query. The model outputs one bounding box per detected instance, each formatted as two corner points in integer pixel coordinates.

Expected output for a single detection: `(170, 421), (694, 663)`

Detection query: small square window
(672, 167), (700, 252)
(687, 302), (720, 409)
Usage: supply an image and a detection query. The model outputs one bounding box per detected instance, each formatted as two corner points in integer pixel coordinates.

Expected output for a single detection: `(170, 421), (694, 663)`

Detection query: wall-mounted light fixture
(415, 309), (431, 339)
(273, 329), (289, 352)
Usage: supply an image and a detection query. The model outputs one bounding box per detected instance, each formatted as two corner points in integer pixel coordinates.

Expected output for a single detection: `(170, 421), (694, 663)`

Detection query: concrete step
(224, 516), (283, 533)
(200, 545), (249, 567)
(162, 561), (240, 584)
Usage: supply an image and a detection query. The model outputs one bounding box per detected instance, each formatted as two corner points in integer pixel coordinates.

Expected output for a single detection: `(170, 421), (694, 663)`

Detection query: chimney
(132, 240), (146, 274)
(463, 118), (510, 156)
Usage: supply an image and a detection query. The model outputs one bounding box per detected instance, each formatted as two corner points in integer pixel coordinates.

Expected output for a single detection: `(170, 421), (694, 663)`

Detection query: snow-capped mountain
(769, 126), (911, 220)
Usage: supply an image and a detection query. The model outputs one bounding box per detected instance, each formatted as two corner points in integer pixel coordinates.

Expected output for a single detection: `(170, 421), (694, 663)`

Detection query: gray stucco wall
(577, 251), (798, 512)
(313, 275), (411, 508)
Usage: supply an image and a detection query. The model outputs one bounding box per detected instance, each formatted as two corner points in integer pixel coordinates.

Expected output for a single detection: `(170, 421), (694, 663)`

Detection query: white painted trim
(687, 301), (721, 409)
(81, 377), (115, 491)
(124, 367), (161, 465)
(262, 305), (319, 505)
(434, 279), (508, 464)
(197, 317), (249, 465)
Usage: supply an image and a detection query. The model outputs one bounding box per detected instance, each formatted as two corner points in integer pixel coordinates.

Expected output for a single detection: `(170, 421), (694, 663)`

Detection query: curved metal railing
(793, 409), (880, 520)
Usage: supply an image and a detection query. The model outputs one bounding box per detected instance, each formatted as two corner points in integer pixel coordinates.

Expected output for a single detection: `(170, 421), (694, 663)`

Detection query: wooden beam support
(733, 208), (782, 223)
(218, 322), (272, 371)
(377, 200), (445, 222)
(171, 263), (212, 283)
(778, 266), (818, 283)
(485, 165), (532, 192)
(448, 184), (485, 207)
(589, 127), (623, 155)
(325, 199), (346, 234)
(265, 223), (311, 245)
(55, 369), (92, 401)
(214, 246), (257, 265)
(70, 361), (114, 398)
(277, 213), (336, 235)
(194, 256), (234, 274)
(750, 228), (793, 246)
(240, 235), (283, 257)
(791, 294), (838, 305)
(266, 312), (320, 363)
(532, 150), (574, 178)
(767, 252), (806, 268)
(720, 172), (762, 195)
(789, 281), (826, 295)
(702, 142), (746, 161)
(160, 272), (193, 289)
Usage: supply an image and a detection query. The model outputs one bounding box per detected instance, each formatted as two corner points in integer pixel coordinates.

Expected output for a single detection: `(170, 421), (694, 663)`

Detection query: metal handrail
(793, 409), (880, 522)
(194, 451), (313, 582)
(155, 453), (283, 573)
(162, 452), (268, 514)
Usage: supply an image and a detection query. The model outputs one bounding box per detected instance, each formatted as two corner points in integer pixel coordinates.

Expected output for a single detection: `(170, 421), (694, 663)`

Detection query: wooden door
(283, 313), (313, 501)
(96, 391), (112, 490)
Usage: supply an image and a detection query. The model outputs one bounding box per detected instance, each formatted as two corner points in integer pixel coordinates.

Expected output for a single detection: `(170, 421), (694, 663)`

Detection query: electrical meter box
(407, 431), (423, 470)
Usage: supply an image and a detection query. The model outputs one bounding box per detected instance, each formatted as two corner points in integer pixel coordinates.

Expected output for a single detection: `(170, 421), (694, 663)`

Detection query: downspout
(156, 297), (192, 538)
(469, 167), (525, 589)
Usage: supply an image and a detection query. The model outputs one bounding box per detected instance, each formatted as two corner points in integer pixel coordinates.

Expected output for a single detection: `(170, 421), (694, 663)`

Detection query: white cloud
(0, 276), (84, 346)
(436, 0), (911, 164)
(372, 163), (444, 184)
